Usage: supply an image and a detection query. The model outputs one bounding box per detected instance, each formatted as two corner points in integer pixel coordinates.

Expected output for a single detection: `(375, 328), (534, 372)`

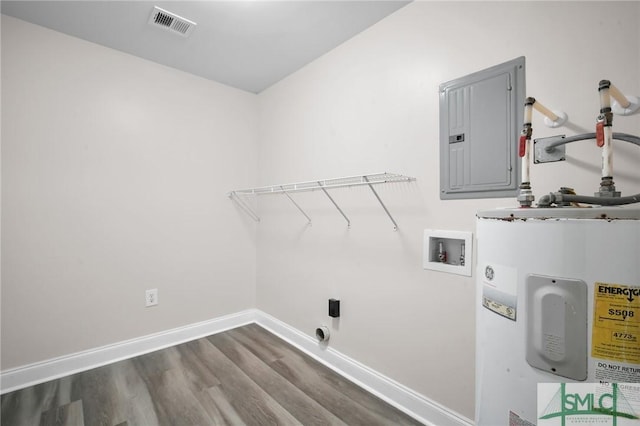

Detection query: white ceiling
(1, 1), (410, 93)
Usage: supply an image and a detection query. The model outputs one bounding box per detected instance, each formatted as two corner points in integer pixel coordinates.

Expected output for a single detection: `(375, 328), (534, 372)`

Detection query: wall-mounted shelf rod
(228, 172), (416, 230)
(229, 191), (261, 222)
(319, 184), (350, 228)
(281, 186), (312, 225)
(364, 175), (399, 230)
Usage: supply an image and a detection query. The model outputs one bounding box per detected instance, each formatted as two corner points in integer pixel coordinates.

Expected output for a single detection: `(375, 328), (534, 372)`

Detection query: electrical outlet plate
(145, 289), (158, 307)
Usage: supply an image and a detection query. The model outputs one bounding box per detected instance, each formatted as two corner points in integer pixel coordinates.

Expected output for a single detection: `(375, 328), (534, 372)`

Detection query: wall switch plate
(145, 289), (158, 307)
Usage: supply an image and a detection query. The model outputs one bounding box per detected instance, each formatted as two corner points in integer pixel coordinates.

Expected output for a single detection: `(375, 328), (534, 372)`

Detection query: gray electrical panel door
(439, 57), (525, 199)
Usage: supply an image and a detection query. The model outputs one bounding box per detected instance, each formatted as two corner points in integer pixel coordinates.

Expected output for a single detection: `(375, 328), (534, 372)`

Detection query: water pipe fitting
(595, 176), (621, 198)
(517, 182), (535, 208)
(538, 191), (640, 208)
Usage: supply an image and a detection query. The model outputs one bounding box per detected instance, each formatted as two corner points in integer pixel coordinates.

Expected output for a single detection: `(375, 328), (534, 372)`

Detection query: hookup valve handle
(596, 119), (605, 147)
(519, 134), (528, 157)
(519, 123), (533, 158)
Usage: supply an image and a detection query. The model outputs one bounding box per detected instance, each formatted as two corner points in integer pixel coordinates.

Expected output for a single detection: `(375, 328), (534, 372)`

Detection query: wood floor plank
(227, 323), (291, 363)
(132, 345), (181, 377)
(272, 354), (401, 426)
(39, 399), (84, 426)
(177, 340), (222, 390)
(192, 337), (302, 426)
(131, 348), (215, 426)
(154, 341), (233, 425)
(53, 377), (74, 409)
(69, 364), (118, 426)
(108, 358), (159, 426)
(1, 380), (60, 426)
(67, 358), (159, 426)
(205, 386), (248, 425)
(209, 331), (348, 426)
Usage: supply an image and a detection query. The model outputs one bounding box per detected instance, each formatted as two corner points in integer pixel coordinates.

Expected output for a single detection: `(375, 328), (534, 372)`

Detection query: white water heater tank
(476, 207), (640, 425)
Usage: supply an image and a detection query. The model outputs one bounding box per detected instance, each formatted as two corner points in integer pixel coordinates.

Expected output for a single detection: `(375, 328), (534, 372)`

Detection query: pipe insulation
(524, 98), (533, 124)
(599, 83), (612, 110)
(609, 83), (632, 109)
(532, 100), (559, 122)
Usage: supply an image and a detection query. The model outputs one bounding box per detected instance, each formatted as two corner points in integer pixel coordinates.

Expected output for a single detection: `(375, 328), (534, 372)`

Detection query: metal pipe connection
(538, 192), (640, 208)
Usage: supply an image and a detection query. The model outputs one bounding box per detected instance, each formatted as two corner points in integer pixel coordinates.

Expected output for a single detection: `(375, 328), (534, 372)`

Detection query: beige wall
(256, 2), (640, 419)
(1, 16), (258, 369)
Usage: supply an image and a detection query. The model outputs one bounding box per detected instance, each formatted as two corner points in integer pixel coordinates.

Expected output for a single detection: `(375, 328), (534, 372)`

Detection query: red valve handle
(519, 135), (527, 157)
(596, 122), (605, 147)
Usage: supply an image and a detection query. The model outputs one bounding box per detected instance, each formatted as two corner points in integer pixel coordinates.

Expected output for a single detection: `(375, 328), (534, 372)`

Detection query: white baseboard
(254, 311), (473, 426)
(1, 309), (473, 426)
(0, 309), (257, 394)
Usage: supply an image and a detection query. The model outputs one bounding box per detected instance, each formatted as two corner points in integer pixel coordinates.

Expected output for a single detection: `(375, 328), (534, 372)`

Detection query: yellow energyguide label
(592, 282), (640, 364)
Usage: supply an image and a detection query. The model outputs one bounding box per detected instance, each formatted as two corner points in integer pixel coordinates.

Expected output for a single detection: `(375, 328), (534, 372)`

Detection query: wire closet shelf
(228, 172), (416, 230)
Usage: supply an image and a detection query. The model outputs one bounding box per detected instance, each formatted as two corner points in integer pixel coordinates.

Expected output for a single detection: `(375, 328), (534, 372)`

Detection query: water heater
(476, 207), (640, 425)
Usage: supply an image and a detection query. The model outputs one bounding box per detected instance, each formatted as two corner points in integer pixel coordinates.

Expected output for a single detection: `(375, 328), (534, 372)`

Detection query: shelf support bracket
(229, 191), (260, 222)
(364, 176), (399, 230)
(319, 182), (351, 228)
(281, 186), (312, 225)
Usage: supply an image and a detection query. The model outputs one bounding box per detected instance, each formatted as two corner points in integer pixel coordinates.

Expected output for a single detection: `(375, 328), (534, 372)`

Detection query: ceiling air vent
(148, 6), (196, 37)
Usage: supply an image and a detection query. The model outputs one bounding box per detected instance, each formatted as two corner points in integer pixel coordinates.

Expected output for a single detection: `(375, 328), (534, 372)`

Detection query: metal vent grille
(148, 6), (196, 37)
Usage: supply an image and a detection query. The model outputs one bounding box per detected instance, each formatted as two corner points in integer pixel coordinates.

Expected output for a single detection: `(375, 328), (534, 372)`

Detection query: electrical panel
(439, 57), (525, 199)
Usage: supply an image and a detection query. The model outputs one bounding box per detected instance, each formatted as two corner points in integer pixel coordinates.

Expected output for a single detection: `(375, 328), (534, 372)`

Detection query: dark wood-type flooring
(1, 323), (423, 425)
